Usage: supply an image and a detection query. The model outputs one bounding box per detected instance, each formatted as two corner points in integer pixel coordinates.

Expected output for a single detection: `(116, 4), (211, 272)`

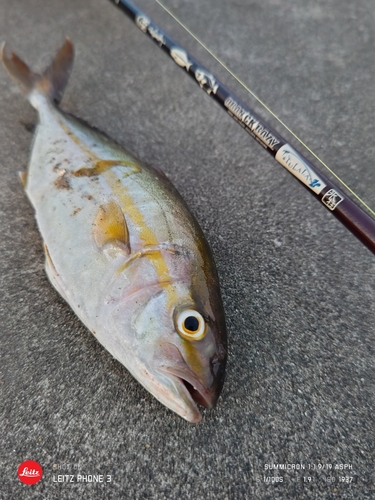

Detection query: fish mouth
(161, 365), (217, 410)
(157, 363), (221, 424)
(153, 343), (225, 423)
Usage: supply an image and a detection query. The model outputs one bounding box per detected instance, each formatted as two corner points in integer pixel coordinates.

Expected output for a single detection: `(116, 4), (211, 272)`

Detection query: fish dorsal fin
(93, 200), (130, 255)
(73, 159), (141, 178)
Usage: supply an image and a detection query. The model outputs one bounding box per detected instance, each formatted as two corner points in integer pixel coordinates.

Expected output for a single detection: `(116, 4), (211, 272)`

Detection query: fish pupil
(184, 316), (199, 333)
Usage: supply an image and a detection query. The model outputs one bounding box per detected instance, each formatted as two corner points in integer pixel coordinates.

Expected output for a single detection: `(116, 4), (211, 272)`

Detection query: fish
(170, 47), (193, 71)
(1, 39), (227, 423)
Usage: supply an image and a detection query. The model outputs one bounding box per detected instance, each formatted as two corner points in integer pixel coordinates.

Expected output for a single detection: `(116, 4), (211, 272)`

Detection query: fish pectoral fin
(73, 159), (140, 178)
(93, 200), (131, 256)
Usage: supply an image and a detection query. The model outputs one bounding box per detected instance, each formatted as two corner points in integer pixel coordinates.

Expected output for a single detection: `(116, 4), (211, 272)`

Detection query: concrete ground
(0, 0), (374, 498)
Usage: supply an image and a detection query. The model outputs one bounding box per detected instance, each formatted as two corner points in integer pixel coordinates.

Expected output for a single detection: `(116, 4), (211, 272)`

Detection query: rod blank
(109, 0), (375, 254)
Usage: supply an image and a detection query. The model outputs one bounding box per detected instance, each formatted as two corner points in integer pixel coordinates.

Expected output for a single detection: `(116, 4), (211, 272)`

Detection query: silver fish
(2, 39), (227, 423)
(170, 47), (193, 71)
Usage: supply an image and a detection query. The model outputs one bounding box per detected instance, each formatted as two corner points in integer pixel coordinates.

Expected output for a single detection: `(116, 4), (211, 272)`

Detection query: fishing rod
(109, 0), (375, 255)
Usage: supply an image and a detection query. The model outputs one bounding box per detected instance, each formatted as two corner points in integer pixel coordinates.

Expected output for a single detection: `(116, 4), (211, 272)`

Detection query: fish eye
(176, 309), (206, 340)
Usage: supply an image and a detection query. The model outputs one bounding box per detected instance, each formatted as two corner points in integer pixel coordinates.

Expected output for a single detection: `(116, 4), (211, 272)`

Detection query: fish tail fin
(1, 38), (74, 106)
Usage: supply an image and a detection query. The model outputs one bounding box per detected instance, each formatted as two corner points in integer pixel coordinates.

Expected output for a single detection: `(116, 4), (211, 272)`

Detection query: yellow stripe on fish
(57, 117), (179, 309)
(104, 168), (179, 309)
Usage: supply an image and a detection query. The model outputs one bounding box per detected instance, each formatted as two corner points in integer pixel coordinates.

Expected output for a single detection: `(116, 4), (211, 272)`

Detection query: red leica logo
(17, 460), (43, 485)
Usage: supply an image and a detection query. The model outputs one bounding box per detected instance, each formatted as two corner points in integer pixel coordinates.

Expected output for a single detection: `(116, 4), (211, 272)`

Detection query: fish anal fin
(44, 243), (58, 275)
(44, 243), (68, 302)
(93, 200), (130, 255)
(18, 170), (27, 188)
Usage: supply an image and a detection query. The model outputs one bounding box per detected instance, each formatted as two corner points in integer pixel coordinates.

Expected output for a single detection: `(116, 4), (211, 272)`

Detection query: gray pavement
(0, 0), (374, 498)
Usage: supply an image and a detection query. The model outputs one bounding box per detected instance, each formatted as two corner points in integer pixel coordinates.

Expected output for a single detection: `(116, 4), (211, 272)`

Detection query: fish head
(104, 260), (227, 423)
(131, 281), (227, 423)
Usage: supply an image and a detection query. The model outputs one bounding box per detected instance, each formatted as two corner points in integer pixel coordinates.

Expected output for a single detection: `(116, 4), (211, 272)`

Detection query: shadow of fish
(1, 39), (227, 423)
